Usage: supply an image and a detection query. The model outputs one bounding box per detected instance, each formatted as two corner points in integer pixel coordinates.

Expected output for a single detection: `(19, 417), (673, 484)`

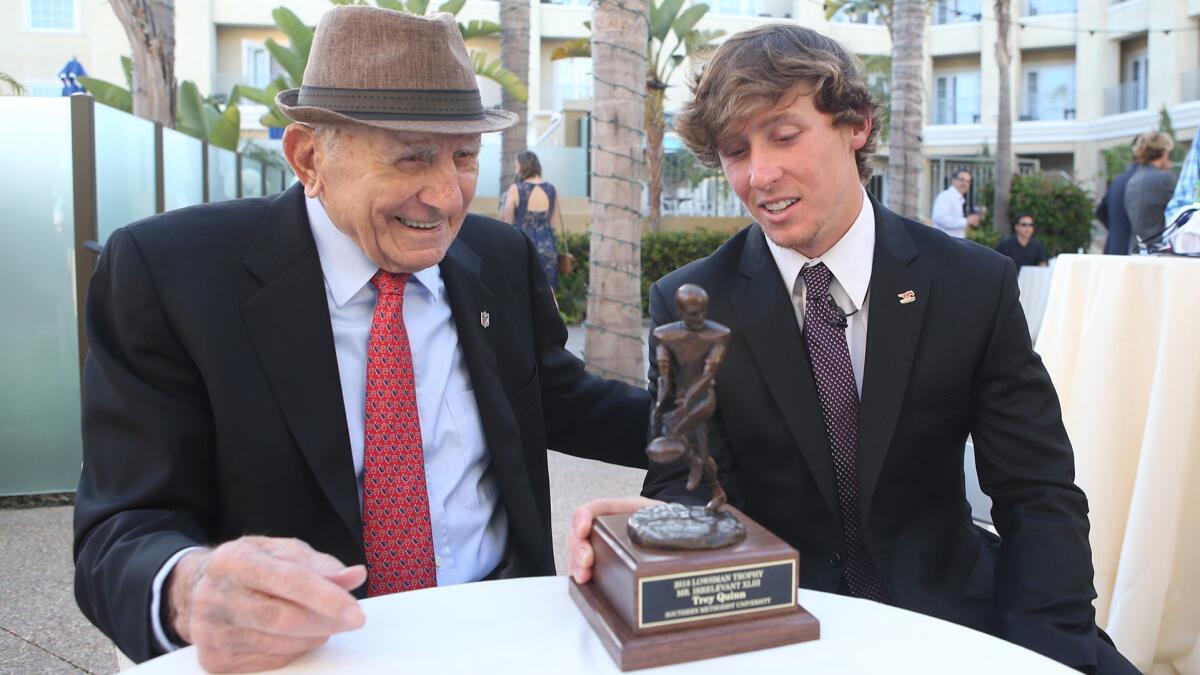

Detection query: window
(552, 58), (592, 112)
(1025, 0), (1075, 15)
(1125, 52), (1148, 112)
(830, 6), (883, 24)
(242, 41), (274, 89)
(27, 0), (76, 31)
(934, 72), (981, 125)
(934, 0), (981, 24)
(1022, 64), (1075, 120)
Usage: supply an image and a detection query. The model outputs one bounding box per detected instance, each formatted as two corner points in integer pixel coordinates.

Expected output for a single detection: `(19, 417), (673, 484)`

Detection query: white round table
(130, 576), (1076, 674)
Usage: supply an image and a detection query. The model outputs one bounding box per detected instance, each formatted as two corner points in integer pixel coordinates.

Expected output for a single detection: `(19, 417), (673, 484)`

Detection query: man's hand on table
(166, 536), (367, 673)
(568, 496), (661, 584)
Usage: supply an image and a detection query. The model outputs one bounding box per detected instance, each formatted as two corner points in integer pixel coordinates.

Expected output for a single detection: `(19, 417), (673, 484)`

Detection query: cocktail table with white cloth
(128, 576), (1076, 674)
(1036, 254), (1200, 675)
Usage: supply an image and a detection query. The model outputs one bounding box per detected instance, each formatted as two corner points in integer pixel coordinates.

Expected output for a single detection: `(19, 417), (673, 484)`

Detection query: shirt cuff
(151, 546), (204, 653)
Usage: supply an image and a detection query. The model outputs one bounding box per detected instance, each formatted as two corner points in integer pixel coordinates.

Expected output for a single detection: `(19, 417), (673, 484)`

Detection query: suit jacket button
(829, 552), (842, 567)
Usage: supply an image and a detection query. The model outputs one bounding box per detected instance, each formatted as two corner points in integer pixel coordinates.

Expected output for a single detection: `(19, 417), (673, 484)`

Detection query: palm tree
(552, 0), (722, 231)
(586, 0), (648, 385)
(992, 0), (1013, 237)
(239, 2), (528, 131)
(499, 0), (530, 194)
(110, 0), (177, 127)
(0, 73), (27, 96)
(886, 0), (925, 220)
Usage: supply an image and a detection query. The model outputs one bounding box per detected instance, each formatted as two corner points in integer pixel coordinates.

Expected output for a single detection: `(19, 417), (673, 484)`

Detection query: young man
(74, 8), (649, 672)
(570, 23), (1136, 674)
(995, 213), (1048, 269)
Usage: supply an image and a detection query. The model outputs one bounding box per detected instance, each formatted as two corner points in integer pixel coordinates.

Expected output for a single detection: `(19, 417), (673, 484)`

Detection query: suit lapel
(241, 184), (362, 541)
(729, 225), (841, 524)
(440, 232), (548, 547)
(858, 200), (929, 522)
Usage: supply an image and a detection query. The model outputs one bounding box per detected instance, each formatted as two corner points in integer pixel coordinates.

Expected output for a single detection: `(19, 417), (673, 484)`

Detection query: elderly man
(74, 7), (648, 672)
(930, 169), (980, 238)
(570, 23), (1136, 674)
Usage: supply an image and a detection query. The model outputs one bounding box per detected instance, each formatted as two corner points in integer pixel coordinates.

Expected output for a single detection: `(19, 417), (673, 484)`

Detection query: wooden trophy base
(569, 506), (819, 671)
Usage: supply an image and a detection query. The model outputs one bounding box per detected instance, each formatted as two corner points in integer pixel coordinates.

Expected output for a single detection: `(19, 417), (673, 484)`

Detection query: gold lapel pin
(480, 311), (490, 328)
(897, 290), (916, 305)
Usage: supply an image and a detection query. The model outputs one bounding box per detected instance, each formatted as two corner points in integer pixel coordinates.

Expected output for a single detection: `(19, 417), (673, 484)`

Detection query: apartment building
(5, 0), (1197, 211)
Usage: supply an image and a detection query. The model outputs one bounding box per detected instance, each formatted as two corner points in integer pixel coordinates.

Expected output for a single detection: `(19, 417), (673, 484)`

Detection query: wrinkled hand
(567, 496), (661, 584)
(167, 536), (367, 673)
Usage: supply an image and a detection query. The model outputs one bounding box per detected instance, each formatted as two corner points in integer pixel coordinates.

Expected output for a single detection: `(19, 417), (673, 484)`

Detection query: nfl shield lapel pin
(897, 290), (916, 305)
(480, 311), (490, 328)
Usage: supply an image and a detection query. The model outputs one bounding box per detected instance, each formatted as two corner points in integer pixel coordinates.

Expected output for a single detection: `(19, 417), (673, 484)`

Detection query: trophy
(569, 285), (819, 671)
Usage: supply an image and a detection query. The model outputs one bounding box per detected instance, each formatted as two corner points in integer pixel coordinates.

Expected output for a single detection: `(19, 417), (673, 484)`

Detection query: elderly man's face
(295, 124), (481, 274)
(716, 87), (870, 258)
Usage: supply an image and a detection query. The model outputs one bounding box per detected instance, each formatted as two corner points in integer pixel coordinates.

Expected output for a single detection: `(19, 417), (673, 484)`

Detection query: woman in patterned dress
(501, 150), (562, 289)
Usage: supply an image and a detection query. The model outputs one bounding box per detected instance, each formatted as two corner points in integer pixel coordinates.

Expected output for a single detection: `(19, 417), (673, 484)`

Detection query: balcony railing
(1019, 107), (1076, 121)
(1103, 81), (1147, 115)
(1024, 0), (1076, 15)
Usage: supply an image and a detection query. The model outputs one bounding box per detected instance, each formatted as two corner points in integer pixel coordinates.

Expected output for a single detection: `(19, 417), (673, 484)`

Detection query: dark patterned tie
(800, 263), (890, 603)
(361, 270), (437, 596)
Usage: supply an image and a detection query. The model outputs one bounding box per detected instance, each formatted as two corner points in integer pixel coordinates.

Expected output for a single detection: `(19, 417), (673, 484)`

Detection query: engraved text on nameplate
(637, 560), (797, 629)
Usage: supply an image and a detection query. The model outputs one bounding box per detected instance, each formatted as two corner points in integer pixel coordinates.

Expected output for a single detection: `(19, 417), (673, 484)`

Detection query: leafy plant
(979, 172), (1093, 257)
(0, 72), (28, 96)
(79, 56), (241, 150)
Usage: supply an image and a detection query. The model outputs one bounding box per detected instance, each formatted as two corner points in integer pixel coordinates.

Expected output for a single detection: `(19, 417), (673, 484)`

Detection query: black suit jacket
(1097, 165), (1136, 255)
(74, 184), (650, 662)
(643, 199), (1101, 671)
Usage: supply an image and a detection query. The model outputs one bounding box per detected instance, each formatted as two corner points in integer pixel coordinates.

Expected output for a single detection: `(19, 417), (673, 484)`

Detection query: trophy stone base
(569, 506), (819, 671)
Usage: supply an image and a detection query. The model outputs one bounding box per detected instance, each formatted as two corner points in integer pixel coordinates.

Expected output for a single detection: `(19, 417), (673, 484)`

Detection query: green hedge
(976, 172), (1093, 258)
(554, 229), (733, 324)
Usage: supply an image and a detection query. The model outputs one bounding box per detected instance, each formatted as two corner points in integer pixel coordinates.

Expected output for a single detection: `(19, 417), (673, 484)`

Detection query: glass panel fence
(242, 158), (264, 197)
(163, 127), (204, 212)
(265, 165), (282, 195)
(95, 103), (156, 243)
(207, 145), (238, 202)
(0, 98), (83, 494)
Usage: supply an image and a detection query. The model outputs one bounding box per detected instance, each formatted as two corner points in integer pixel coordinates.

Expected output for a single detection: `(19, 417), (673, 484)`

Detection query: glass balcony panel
(207, 145), (238, 202)
(162, 127), (204, 212)
(0, 97), (83, 494)
(242, 158), (264, 197)
(95, 103), (156, 243)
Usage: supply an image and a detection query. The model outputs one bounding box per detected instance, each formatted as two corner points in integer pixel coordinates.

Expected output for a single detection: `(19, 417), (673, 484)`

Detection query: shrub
(553, 229), (733, 324)
(980, 173), (1093, 258)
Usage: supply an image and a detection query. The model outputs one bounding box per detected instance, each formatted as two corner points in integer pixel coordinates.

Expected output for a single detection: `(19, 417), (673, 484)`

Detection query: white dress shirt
(930, 185), (967, 238)
(150, 198), (505, 651)
(763, 185), (875, 396)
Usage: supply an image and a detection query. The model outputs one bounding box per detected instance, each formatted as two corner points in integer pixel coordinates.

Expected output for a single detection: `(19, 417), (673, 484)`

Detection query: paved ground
(0, 325), (648, 674)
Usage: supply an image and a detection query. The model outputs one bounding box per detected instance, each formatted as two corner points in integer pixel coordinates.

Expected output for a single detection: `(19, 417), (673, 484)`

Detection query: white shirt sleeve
(150, 546), (205, 653)
(931, 189), (967, 233)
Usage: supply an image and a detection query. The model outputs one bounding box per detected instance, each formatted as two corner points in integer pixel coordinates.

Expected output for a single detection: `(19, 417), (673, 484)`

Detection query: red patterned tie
(362, 270), (437, 596)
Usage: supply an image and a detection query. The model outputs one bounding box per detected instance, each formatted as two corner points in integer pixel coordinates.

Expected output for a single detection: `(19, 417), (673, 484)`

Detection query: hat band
(296, 85), (485, 121)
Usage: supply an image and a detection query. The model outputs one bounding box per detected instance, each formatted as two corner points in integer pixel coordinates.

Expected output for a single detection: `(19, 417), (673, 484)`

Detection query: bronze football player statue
(630, 284), (744, 549)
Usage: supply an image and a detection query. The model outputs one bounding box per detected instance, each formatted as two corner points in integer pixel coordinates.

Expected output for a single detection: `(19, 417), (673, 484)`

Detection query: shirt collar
(765, 184), (876, 311)
(306, 196), (441, 307)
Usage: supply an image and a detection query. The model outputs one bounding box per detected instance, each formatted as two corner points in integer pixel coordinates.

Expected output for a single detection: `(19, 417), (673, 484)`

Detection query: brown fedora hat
(276, 6), (516, 134)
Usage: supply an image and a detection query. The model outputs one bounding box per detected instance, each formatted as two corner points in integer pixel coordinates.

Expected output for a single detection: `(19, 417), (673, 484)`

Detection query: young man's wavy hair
(674, 23), (881, 181)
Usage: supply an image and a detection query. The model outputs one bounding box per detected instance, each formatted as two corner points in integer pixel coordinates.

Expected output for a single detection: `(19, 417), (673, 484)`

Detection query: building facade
(4, 0), (1197, 213)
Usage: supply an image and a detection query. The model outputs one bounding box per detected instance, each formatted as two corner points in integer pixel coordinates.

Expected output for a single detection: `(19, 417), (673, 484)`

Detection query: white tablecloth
(1037, 254), (1200, 675)
(1017, 265), (1055, 341)
(130, 576), (1075, 674)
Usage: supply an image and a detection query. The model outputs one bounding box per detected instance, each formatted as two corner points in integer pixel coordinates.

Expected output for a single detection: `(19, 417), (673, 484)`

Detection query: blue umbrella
(58, 57), (87, 95)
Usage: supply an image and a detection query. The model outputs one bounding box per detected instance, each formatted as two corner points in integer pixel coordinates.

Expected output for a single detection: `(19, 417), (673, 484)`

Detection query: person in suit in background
(74, 8), (648, 673)
(568, 23), (1136, 674)
(995, 213), (1048, 270)
(1124, 131), (1177, 248)
(1096, 135), (1141, 255)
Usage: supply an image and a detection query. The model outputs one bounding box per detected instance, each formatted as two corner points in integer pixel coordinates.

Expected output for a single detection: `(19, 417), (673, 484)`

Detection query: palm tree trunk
(110, 0), (176, 127)
(586, 0), (648, 385)
(993, 0), (1014, 237)
(885, 0), (924, 220)
(500, 0), (530, 194)
(645, 85), (665, 231)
